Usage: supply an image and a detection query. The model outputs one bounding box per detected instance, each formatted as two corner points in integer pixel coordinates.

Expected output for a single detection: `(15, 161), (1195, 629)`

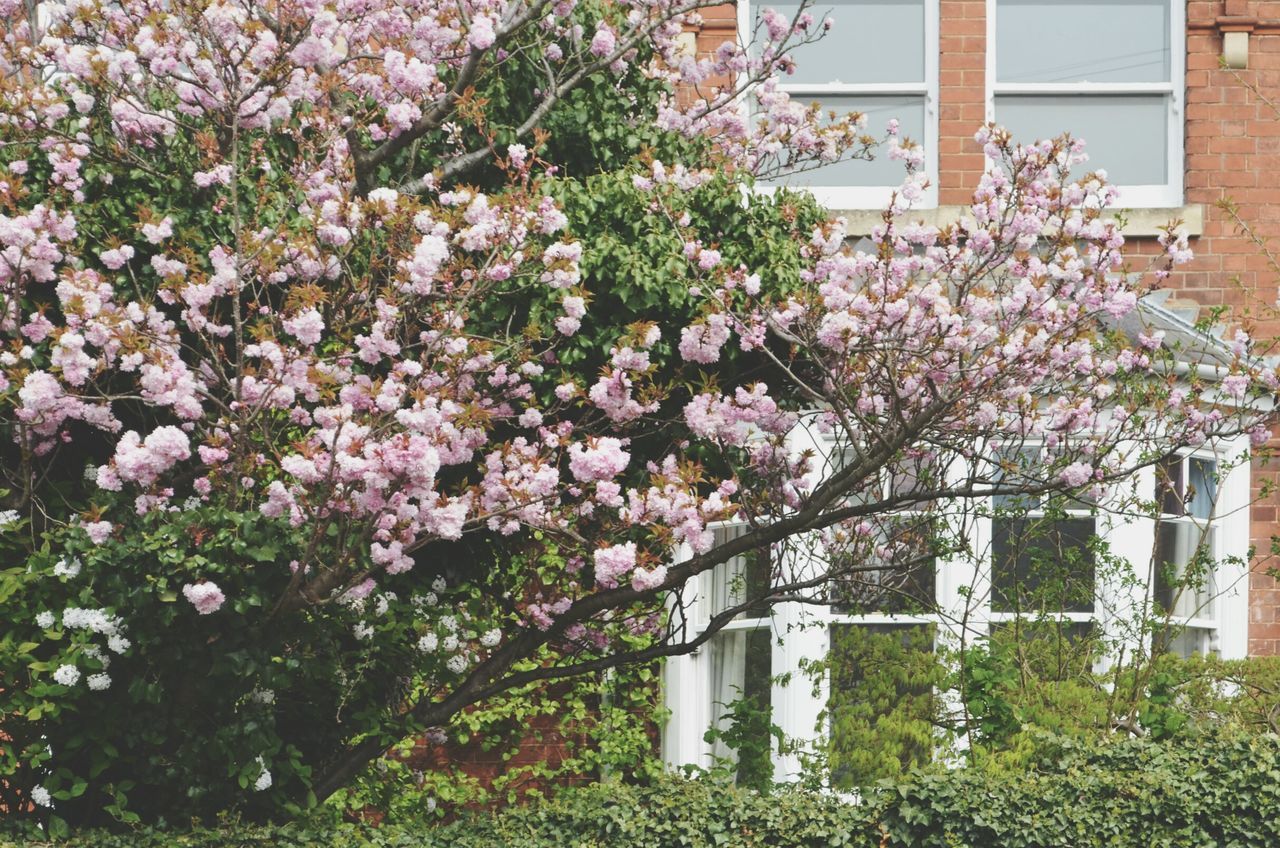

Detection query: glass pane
(988, 619), (1100, 680)
(708, 526), (773, 619)
(991, 446), (1044, 510)
(994, 94), (1169, 185)
(764, 0), (925, 86)
(992, 517), (1096, 613)
(1155, 523), (1216, 618)
(828, 624), (935, 789)
(831, 515), (936, 613)
(1187, 458), (1217, 521)
(996, 0), (1170, 83)
(830, 448), (937, 500)
(770, 95), (926, 188)
(1156, 455), (1185, 516)
(708, 628), (774, 784)
(1159, 626), (1209, 658)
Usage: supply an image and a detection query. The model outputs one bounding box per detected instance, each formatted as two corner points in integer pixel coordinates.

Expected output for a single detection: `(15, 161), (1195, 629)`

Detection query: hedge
(6, 730), (1280, 848)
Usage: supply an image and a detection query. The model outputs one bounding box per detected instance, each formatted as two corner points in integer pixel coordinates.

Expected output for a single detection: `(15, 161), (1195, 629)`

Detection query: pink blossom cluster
(183, 581), (226, 615)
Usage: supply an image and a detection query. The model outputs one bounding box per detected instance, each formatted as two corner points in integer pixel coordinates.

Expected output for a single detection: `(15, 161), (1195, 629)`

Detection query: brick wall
(1183, 2), (1280, 654)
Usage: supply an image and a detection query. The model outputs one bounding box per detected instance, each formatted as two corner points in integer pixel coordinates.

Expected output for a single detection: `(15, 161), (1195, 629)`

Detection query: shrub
(8, 730), (1280, 848)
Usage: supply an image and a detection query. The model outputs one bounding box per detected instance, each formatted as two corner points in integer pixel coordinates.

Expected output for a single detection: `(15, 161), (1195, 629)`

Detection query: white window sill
(829, 203), (1204, 238)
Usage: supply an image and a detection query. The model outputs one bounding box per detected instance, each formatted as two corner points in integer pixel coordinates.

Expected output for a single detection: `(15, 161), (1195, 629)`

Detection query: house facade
(660, 0), (1280, 780)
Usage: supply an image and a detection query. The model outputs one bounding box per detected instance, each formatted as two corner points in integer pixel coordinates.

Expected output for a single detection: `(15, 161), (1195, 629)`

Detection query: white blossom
(35, 611), (55, 629)
(353, 622), (374, 640)
(53, 664), (80, 686)
(253, 756), (272, 791)
(0, 509), (20, 529)
(107, 634), (131, 654)
(63, 607), (122, 636)
(431, 576), (446, 593)
(446, 654), (468, 674)
(52, 557), (82, 579)
(480, 628), (501, 648)
(416, 633), (439, 653)
(30, 785), (52, 807)
(87, 673), (111, 691)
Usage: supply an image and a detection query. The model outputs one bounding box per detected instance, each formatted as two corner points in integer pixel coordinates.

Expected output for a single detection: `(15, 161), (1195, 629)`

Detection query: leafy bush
(10, 731), (1280, 848)
(870, 729), (1280, 848)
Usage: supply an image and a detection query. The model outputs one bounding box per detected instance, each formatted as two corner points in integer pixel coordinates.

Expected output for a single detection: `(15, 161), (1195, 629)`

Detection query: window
(1153, 454), (1219, 656)
(987, 0), (1184, 207)
(990, 448), (1096, 617)
(827, 447), (938, 614)
(707, 628), (774, 783)
(702, 524), (776, 781)
(752, 0), (939, 208)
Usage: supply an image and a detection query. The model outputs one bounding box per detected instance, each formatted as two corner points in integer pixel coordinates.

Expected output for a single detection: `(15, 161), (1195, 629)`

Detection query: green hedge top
(8, 730), (1280, 848)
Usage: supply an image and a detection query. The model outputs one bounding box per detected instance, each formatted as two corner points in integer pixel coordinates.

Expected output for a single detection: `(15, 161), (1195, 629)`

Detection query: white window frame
(740, 0), (941, 210)
(984, 0), (1185, 208)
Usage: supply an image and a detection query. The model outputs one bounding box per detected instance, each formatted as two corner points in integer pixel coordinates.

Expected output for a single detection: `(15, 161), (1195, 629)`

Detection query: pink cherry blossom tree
(0, 0), (1275, 824)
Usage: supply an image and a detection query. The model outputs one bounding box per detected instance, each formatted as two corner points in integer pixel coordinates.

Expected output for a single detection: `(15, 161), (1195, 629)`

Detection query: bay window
(662, 433), (1250, 783)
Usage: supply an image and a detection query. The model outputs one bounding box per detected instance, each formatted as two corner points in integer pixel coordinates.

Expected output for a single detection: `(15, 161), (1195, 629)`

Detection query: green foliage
(12, 732), (1280, 847)
(0, 506), (339, 826)
(470, 167), (825, 434)
(327, 657), (667, 822)
(1140, 653), (1280, 737)
(797, 608), (1280, 788)
(956, 620), (1113, 764)
(869, 729), (1280, 848)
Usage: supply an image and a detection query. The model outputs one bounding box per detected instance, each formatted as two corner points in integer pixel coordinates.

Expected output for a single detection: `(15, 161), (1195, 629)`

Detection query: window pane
(770, 95), (925, 187)
(991, 446), (1044, 511)
(992, 517), (1096, 613)
(708, 628), (773, 784)
(708, 526), (772, 619)
(1187, 458), (1217, 521)
(828, 623), (936, 789)
(831, 515), (936, 613)
(765, 0), (925, 86)
(1155, 523), (1216, 618)
(1158, 626), (1210, 658)
(988, 619), (1100, 680)
(994, 94), (1168, 185)
(1156, 455), (1185, 516)
(996, 0), (1170, 83)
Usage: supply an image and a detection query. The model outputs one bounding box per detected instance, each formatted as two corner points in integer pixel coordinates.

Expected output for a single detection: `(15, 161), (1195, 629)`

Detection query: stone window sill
(829, 204), (1203, 238)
